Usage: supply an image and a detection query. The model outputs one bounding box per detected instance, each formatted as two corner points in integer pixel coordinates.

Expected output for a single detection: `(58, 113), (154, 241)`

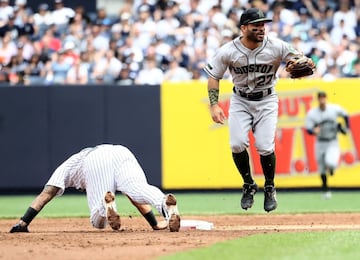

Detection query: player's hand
(9, 223), (29, 233)
(313, 126), (320, 135)
(153, 220), (168, 230)
(210, 104), (227, 124)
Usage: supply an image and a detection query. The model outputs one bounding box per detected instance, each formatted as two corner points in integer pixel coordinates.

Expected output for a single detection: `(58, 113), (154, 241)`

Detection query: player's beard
(247, 28), (264, 43)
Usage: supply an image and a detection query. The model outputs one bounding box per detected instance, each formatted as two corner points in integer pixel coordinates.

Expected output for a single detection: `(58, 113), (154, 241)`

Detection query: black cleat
(264, 185), (277, 212)
(10, 223), (29, 233)
(241, 183), (258, 210)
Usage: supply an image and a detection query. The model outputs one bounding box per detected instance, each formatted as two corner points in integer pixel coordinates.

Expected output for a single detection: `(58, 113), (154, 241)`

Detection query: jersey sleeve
(335, 104), (348, 117)
(203, 44), (231, 80)
(279, 38), (303, 61)
(305, 110), (316, 131)
(46, 164), (67, 196)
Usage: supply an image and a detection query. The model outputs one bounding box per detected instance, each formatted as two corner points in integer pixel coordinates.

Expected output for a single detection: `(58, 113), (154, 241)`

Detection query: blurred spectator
(292, 8), (313, 42)
(163, 58), (192, 82)
(62, 40), (79, 65)
(333, 1), (356, 29)
(91, 49), (122, 84)
(0, 68), (10, 85)
(65, 57), (89, 84)
(205, 4), (227, 31)
(13, 0), (33, 27)
(51, 0), (75, 37)
(87, 22), (110, 52)
(0, 14), (21, 38)
(131, 4), (157, 52)
(116, 65), (134, 85)
(330, 19), (356, 46)
(111, 11), (132, 44)
(32, 3), (53, 39)
(350, 60), (360, 78)
(0, 0), (14, 27)
(135, 56), (164, 85)
(0, 31), (17, 66)
(155, 2), (180, 45)
(33, 26), (61, 56)
(48, 51), (71, 84)
(322, 64), (342, 81)
(23, 53), (44, 85)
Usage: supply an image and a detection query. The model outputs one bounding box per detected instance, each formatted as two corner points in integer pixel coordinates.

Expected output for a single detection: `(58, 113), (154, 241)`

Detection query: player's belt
(317, 137), (336, 142)
(233, 87), (272, 101)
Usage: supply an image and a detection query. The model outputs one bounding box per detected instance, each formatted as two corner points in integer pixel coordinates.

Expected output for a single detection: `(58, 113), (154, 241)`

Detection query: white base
(180, 220), (214, 230)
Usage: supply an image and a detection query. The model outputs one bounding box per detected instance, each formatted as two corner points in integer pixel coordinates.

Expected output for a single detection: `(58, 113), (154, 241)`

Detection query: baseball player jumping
(305, 91), (349, 199)
(204, 8), (315, 212)
(9, 144), (181, 233)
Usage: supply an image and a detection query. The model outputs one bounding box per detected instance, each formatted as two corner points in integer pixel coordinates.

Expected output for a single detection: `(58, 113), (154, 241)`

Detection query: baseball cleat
(241, 183), (258, 210)
(164, 194), (181, 232)
(322, 191), (332, 200)
(9, 223), (29, 233)
(104, 191), (121, 231)
(264, 185), (277, 212)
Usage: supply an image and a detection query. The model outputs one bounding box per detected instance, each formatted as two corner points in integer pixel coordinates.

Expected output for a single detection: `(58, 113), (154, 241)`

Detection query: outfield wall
(162, 79), (360, 189)
(1, 79), (359, 192)
(0, 85), (162, 192)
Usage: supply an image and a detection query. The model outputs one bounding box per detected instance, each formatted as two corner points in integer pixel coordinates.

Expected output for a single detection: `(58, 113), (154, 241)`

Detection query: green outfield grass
(2, 191), (360, 259)
(1, 190), (360, 218)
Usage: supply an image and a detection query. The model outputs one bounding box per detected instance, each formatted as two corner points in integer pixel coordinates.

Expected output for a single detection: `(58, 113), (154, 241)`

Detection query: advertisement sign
(162, 79), (360, 189)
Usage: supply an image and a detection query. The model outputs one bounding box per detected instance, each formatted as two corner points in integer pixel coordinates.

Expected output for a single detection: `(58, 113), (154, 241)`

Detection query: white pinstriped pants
(84, 144), (166, 229)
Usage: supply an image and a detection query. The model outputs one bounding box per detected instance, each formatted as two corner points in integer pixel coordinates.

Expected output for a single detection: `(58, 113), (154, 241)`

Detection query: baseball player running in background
(305, 91), (350, 199)
(204, 8), (315, 212)
(9, 144), (180, 233)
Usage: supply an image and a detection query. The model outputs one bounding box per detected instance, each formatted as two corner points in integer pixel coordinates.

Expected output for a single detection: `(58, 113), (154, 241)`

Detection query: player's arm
(306, 123), (320, 135)
(126, 195), (167, 230)
(9, 185), (60, 233)
(338, 114), (350, 135)
(208, 77), (227, 124)
(305, 113), (320, 135)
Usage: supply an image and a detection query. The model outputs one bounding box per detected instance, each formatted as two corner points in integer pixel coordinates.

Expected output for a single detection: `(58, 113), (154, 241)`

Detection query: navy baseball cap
(240, 8), (272, 25)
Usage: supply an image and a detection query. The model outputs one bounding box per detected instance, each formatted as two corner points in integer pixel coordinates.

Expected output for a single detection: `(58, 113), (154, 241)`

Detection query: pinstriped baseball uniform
(204, 35), (302, 155)
(305, 104), (348, 174)
(46, 144), (166, 228)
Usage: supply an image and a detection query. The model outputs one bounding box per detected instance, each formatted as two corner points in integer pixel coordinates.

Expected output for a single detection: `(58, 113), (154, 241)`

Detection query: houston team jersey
(305, 104), (348, 140)
(204, 36), (302, 92)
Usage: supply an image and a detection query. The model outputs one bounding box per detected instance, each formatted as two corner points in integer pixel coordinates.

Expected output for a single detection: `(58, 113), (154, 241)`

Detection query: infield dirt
(1, 213), (360, 260)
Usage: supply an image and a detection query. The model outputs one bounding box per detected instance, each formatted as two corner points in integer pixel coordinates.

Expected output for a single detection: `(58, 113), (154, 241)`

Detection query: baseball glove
(285, 55), (316, 79)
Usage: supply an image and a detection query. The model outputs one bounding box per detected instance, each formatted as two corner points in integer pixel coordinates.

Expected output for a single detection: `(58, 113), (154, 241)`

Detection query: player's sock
(260, 152), (276, 186)
(143, 210), (158, 228)
(232, 150), (254, 184)
(321, 174), (328, 191)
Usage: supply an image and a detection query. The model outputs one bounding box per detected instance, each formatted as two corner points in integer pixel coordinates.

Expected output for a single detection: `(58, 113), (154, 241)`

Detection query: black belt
(233, 87), (272, 101)
(317, 137), (336, 142)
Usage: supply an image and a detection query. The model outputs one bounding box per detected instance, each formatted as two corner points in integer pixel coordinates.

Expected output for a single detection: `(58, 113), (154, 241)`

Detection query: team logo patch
(257, 10), (265, 18)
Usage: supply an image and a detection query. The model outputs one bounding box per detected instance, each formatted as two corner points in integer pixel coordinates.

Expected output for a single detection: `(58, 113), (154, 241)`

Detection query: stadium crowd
(0, 0), (360, 86)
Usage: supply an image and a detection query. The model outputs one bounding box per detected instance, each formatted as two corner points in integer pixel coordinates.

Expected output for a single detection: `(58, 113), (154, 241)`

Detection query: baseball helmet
(240, 8), (272, 25)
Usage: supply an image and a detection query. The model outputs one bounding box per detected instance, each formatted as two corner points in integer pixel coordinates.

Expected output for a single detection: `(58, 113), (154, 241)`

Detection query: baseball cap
(317, 91), (327, 98)
(240, 8), (272, 25)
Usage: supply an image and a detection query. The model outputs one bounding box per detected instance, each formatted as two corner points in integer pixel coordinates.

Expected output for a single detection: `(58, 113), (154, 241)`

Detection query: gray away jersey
(204, 36), (302, 92)
(305, 104), (348, 140)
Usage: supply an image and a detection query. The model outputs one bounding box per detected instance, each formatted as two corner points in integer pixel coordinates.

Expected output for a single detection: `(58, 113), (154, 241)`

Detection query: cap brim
(248, 18), (272, 24)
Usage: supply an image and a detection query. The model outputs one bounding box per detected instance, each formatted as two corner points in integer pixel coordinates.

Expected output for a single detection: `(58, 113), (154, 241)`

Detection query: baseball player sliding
(305, 91), (350, 199)
(9, 144), (181, 233)
(204, 8), (315, 212)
